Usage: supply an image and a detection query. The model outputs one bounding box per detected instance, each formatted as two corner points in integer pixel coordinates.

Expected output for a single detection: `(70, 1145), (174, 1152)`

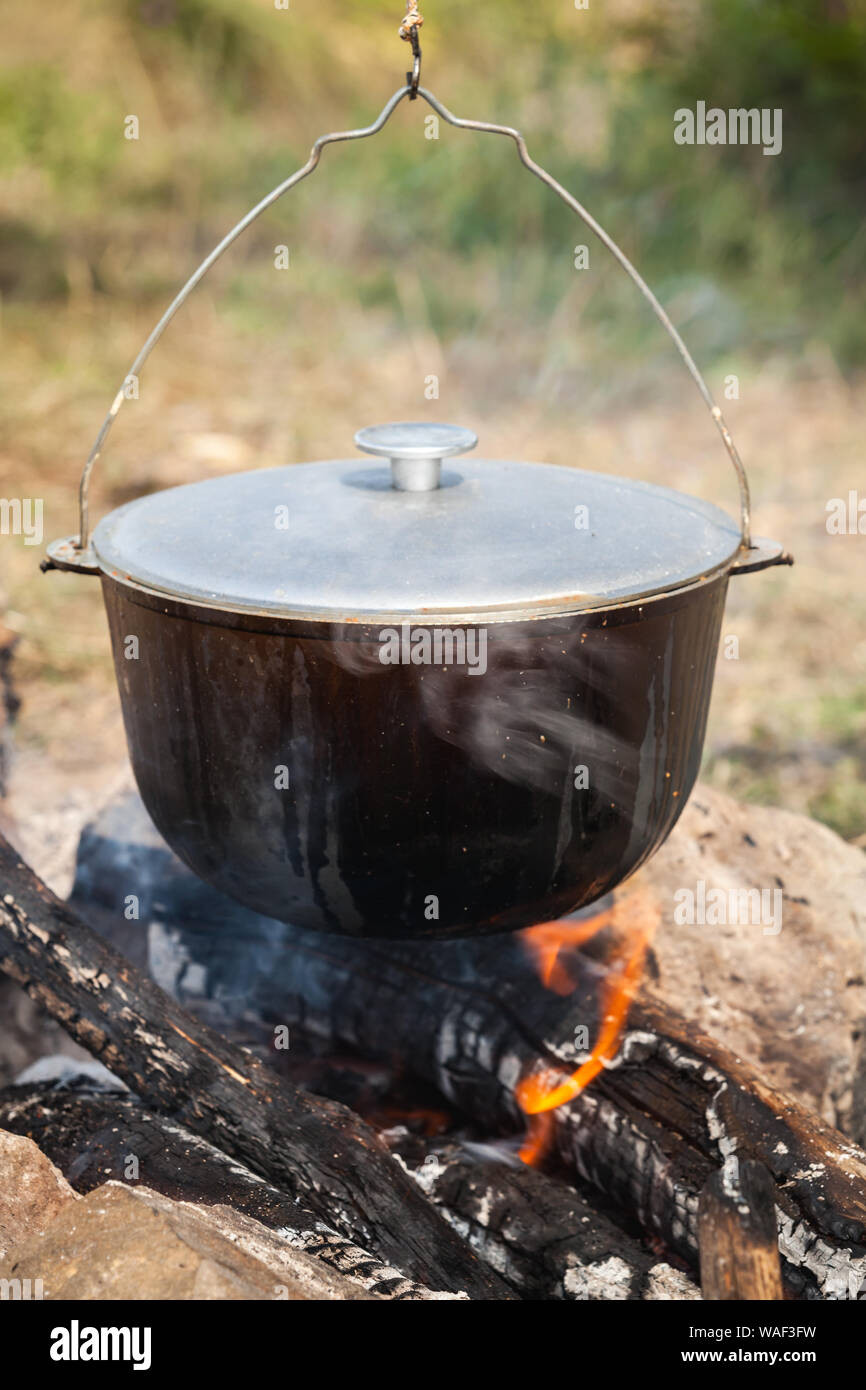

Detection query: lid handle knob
(354, 422), (478, 492)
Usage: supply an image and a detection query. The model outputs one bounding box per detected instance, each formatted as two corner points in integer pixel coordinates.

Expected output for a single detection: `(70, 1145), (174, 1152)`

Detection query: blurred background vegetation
(4, 0), (866, 363)
(1, 0), (865, 845)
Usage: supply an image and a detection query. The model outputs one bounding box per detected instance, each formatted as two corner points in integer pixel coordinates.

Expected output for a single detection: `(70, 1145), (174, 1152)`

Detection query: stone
(0, 1127), (77, 1261)
(0, 1181), (377, 1300)
(638, 783), (866, 1138)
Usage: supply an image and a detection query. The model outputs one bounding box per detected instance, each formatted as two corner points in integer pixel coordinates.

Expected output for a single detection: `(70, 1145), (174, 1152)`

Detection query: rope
(399, 3), (423, 40)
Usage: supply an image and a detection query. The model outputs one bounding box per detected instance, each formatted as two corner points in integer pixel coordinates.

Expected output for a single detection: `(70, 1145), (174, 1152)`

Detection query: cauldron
(45, 82), (791, 939)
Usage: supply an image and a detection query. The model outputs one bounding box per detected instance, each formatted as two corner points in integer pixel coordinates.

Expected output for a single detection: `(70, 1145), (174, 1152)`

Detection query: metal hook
(399, 4), (423, 99)
(406, 26), (422, 99)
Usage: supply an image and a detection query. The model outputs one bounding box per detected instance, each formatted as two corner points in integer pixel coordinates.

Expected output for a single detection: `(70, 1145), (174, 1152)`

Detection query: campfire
(1, 786), (865, 1302)
(10, 0), (866, 1333)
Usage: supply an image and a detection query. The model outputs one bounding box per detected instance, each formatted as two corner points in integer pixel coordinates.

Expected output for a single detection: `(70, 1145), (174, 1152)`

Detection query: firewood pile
(0, 779), (865, 1302)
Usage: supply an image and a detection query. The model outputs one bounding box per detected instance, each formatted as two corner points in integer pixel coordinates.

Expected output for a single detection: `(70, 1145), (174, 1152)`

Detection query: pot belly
(101, 577), (728, 939)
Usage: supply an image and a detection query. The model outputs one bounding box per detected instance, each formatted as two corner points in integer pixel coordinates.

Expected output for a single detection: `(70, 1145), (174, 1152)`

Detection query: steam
(415, 627), (646, 807)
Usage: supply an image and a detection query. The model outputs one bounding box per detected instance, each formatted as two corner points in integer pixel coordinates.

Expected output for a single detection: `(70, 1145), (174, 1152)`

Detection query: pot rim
(96, 549), (741, 627)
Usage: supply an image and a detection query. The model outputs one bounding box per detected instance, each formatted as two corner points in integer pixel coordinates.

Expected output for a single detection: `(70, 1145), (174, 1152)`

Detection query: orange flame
(520, 909), (615, 996)
(516, 889), (658, 1165)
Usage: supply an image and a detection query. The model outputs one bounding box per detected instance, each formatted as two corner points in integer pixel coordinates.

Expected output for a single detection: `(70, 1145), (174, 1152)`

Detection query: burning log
(0, 832), (510, 1300)
(387, 1134), (699, 1300)
(0, 1081), (459, 1300)
(698, 1159), (784, 1301)
(254, 925), (866, 1298)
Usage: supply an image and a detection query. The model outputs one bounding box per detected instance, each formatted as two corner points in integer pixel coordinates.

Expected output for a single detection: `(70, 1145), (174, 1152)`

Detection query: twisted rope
(399, 3), (423, 41)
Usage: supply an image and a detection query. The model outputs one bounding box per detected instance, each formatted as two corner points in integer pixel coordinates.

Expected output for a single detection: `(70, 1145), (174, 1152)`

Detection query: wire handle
(70, 83), (751, 557)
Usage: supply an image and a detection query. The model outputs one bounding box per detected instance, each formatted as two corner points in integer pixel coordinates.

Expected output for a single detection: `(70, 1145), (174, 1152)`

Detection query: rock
(639, 783), (866, 1138)
(0, 1127), (77, 1261)
(0, 1182), (378, 1300)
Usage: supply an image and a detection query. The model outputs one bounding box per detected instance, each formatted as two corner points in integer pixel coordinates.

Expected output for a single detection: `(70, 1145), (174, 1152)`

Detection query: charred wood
(0, 1081), (458, 1300)
(0, 833), (511, 1300)
(387, 1133), (699, 1301)
(0, 620), (19, 801)
(698, 1158), (784, 1301)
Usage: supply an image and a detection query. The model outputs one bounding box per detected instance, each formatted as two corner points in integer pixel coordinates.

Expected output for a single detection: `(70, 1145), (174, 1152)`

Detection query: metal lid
(91, 422), (742, 623)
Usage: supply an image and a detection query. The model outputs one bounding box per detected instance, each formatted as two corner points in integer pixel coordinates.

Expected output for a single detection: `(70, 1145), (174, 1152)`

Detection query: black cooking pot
(49, 422), (789, 938)
(43, 83), (791, 938)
